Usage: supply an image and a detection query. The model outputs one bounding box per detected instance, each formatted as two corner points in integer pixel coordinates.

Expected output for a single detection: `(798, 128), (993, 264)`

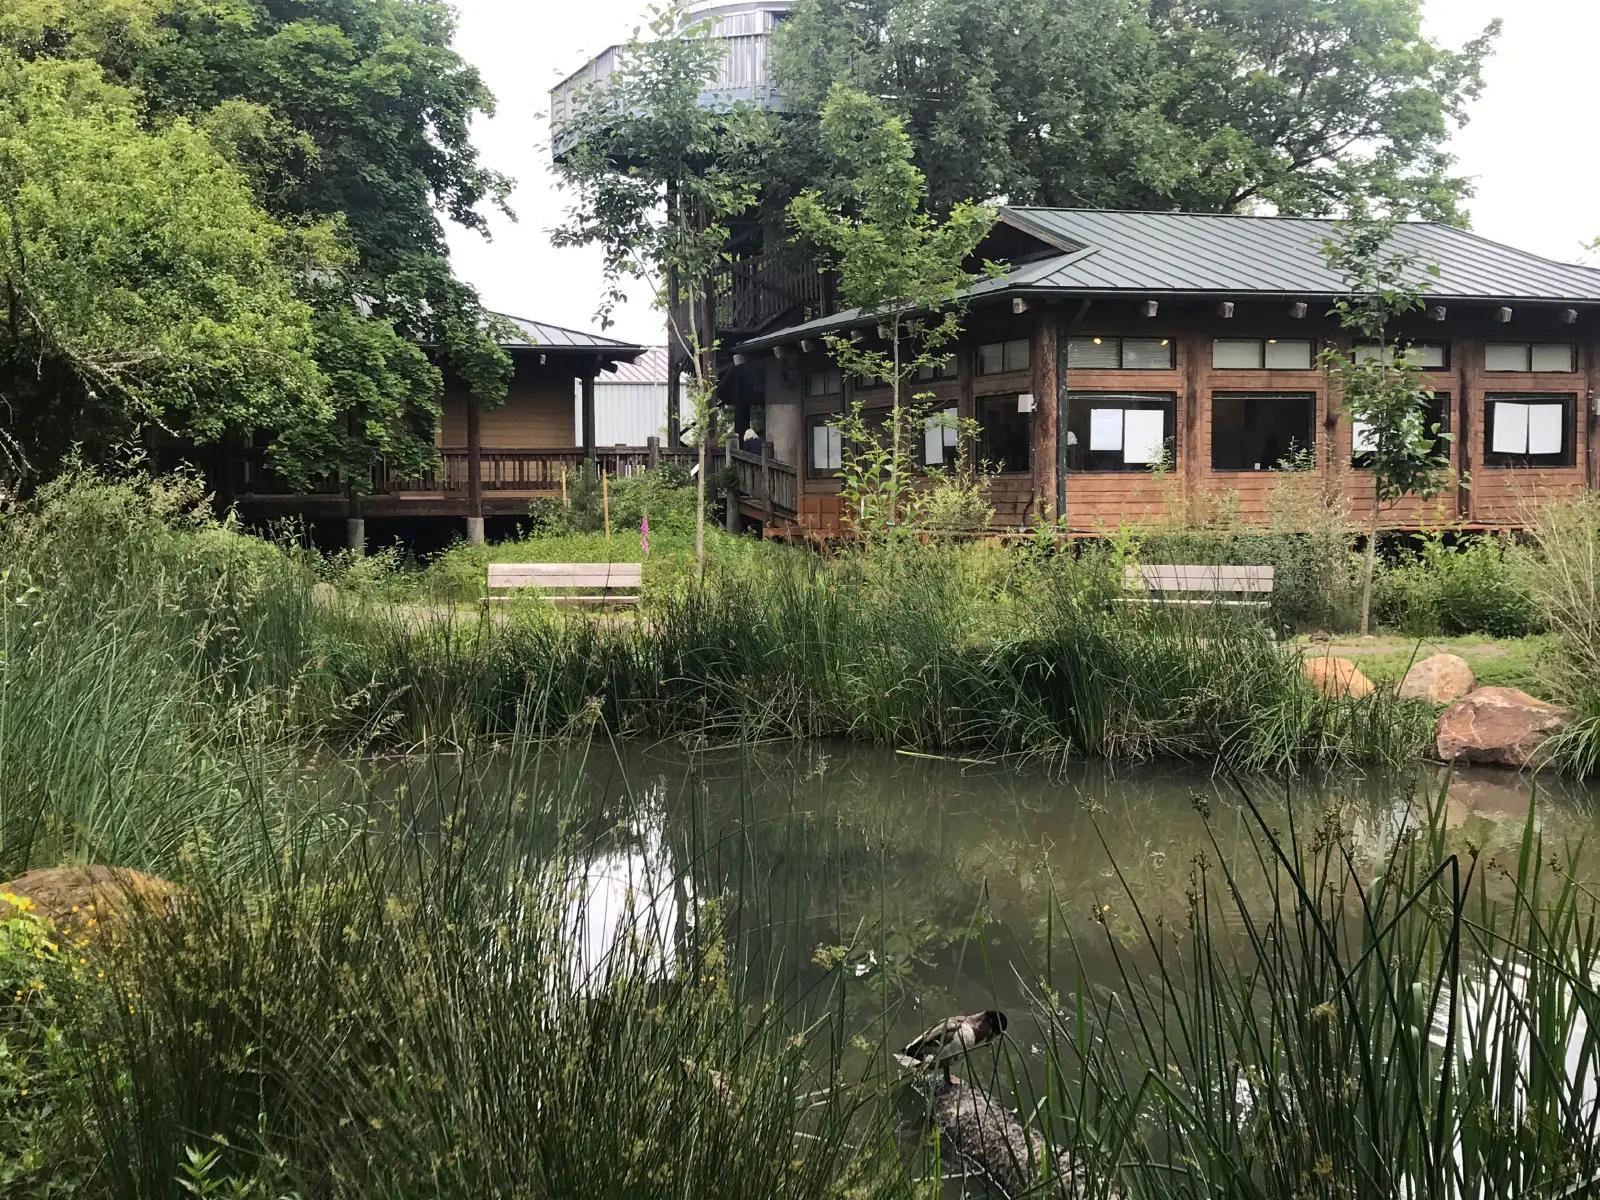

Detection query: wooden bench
(486, 562), (643, 606)
(1121, 564), (1275, 608)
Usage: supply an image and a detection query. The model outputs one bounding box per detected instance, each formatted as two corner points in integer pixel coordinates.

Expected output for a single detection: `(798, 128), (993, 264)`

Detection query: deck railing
(726, 441), (798, 520)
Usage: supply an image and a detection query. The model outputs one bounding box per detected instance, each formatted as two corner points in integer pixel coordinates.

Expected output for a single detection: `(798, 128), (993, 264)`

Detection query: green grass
(1289, 633), (1552, 697)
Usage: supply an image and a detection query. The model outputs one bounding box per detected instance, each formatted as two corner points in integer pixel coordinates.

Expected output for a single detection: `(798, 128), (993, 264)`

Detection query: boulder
(1304, 656), (1376, 698)
(1435, 687), (1574, 769)
(1399, 653), (1477, 705)
(0, 866), (177, 943)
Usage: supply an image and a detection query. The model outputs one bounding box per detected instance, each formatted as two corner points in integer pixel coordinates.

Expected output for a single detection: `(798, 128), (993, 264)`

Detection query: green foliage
(0, 51), (326, 478)
(775, 0), (1498, 220)
(1374, 533), (1539, 639)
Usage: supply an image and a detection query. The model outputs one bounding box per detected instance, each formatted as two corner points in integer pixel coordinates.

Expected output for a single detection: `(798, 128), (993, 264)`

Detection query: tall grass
(1517, 494), (1600, 777)
(1026, 779), (1600, 1197)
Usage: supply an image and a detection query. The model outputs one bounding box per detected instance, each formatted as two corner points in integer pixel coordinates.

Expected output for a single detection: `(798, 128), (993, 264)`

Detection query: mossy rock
(0, 867), (178, 944)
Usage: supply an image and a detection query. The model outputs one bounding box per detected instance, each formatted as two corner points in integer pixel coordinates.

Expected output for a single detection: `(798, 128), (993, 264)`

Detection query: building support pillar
(1032, 310), (1059, 525)
(466, 390), (485, 546)
(666, 354), (682, 446)
(346, 491), (365, 555)
(581, 363), (598, 463)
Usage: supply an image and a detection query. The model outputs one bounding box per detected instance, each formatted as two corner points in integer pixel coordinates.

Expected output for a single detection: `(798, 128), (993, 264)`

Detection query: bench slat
(1124, 565), (1275, 594)
(488, 563), (643, 589)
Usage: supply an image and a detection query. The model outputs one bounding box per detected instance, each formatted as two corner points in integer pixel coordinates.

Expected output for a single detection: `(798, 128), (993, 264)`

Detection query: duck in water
(897, 1010), (1008, 1084)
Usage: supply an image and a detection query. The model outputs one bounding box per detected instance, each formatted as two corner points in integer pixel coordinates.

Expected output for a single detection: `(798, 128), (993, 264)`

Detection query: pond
(494, 742), (1600, 1062)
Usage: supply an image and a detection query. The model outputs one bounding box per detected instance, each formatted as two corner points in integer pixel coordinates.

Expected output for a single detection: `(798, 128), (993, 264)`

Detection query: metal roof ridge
(492, 311), (646, 351)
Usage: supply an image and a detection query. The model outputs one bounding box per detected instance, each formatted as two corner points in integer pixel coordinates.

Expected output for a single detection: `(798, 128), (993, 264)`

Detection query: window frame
(1211, 338), (1317, 371)
(915, 357), (960, 382)
(1481, 393), (1578, 469)
(977, 338), (1032, 376)
(1066, 336), (1176, 371)
(1350, 392), (1452, 470)
(1065, 392), (1179, 473)
(805, 415), (845, 479)
(922, 404), (962, 468)
(977, 393), (1034, 475)
(1210, 391), (1318, 472)
(1484, 343), (1579, 374)
(804, 366), (843, 398)
(1352, 340), (1451, 371)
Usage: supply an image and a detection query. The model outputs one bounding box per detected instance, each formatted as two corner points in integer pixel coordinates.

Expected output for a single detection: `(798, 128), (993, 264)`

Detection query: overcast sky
(442, 0), (1598, 348)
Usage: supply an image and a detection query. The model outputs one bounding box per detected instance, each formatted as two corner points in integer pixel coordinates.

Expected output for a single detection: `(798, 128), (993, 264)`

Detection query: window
(979, 395), (1033, 473)
(1485, 343), (1577, 373)
(1213, 339), (1315, 370)
(856, 372), (886, 390)
(977, 339), (1031, 375)
(1065, 393), (1177, 472)
(1483, 394), (1576, 467)
(1352, 394), (1450, 468)
(915, 357), (959, 382)
(1354, 341), (1450, 370)
(923, 405), (961, 466)
(805, 367), (842, 397)
(807, 417), (843, 476)
(1067, 337), (1175, 370)
(1211, 392), (1316, 471)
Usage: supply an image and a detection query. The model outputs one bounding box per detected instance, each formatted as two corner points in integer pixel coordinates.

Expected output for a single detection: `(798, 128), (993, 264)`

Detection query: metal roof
(494, 312), (646, 356)
(597, 345), (669, 384)
(736, 208), (1600, 352)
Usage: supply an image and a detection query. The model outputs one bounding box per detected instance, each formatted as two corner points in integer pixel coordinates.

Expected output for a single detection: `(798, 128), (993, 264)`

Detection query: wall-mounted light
(1289, 302), (1308, 320)
(1217, 302), (1235, 319)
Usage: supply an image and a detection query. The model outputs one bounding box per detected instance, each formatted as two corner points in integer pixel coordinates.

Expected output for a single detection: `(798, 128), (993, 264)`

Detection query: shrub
(1375, 532), (1540, 638)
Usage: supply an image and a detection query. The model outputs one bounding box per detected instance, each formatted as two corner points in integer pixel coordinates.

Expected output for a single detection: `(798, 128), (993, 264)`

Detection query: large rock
(0, 867), (177, 943)
(1435, 687), (1574, 769)
(1399, 653), (1477, 704)
(1304, 656), (1376, 698)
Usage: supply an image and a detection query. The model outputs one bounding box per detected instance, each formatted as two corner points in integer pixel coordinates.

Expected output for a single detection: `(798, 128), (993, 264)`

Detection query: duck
(897, 1010), (1008, 1083)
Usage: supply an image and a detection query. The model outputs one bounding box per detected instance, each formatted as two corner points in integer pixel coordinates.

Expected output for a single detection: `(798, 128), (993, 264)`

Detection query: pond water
(517, 743), (1600, 1059)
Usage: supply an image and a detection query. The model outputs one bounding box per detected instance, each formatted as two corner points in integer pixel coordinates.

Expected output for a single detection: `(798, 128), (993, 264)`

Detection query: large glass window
(1213, 339), (1315, 370)
(979, 395), (1032, 473)
(1354, 341), (1450, 370)
(977, 339), (1031, 375)
(806, 417), (843, 477)
(1067, 336), (1175, 370)
(915, 357), (959, 382)
(1483, 394), (1577, 467)
(1211, 392), (1316, 471)
(1352, 394), (1450, 468)
(1485, 344), (1577, 373)
(1066, 393), (1177, 472)
(805, 367), (843, 397)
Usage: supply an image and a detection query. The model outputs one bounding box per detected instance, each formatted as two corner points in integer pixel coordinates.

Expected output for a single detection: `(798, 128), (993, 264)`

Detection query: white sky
(442, 0), (1598, 348)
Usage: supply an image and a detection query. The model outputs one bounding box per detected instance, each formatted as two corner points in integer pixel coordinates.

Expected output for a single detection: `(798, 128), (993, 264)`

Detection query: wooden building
(739, 208), (1600, 535)
(236, 316), (657, 546)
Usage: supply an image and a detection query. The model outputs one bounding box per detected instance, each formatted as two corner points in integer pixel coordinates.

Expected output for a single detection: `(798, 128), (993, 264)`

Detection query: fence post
(723, 433), (739, 534)
(761, 440), (775, 524)
(647, 435), (660, 469)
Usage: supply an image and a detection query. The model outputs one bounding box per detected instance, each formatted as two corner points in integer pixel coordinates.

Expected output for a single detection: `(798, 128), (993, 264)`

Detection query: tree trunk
(1360, 492), (1381, 636)
(888, 321), (902, 529)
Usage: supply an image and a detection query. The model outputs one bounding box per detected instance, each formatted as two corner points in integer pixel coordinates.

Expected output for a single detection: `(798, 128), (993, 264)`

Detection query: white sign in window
(1123, 410), (1166, 464)
(1491, 402), (1529, 454)
(1089, 408), (1124, 451)
(1352, 419), (1378, 454)
(1527, 404), (1564, 455)
(924, 407), (959, 465)
(811, 423), (842, 470)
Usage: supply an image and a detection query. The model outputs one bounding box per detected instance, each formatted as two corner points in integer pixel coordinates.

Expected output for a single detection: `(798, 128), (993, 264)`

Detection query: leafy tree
(552, 3), (769, 573)
(774, 0), (1498, 222)
(1321, 215), (1455, 636)
(9, 0), (512, 493)
(788, 84), (994, 529)
(0, 52), (326, 481)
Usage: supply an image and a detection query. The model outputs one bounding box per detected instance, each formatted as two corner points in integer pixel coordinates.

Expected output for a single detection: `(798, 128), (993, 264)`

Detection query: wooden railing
(713, 254), (824, 335)
(725, 440), (798, 521)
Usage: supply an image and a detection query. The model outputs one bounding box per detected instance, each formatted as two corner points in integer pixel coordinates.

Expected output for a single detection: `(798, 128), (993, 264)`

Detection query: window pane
(979, 396), (1032, 472)
(1354, 344), (1387, 365)
(1411, 343), (1448, 370)
(924, 406), (960, 465)
(1352, 418), (1377, 454)
(1485, 343), (1528, 372)
(977, 343), (1006, 375)
(1531, 344), (1576, 373)
(1065, 393), (1176, 472)
(810, 423), (842, 471)
(1121, 338), (1174, 369)
(1068, 337), (1120, 369)
(1211, 392), (1315, 470)
(1004, 339), (1032, 373)
(1485, 393), (1576, 466)
(1264, 339), (1313, 370)
(1213, 340), (1262, 369)
(1527, 404), (1565, 453)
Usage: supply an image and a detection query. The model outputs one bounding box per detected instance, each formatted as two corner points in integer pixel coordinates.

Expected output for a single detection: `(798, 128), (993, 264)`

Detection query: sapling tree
(552, 3), (768, 575)
(788, 84), (996, 534)
(1321, 215), (1455, 636)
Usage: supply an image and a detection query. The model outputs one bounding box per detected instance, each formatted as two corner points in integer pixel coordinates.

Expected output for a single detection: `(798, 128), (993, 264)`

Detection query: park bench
(1121, 564), (1275, 608)
(485, 562), (643, 607)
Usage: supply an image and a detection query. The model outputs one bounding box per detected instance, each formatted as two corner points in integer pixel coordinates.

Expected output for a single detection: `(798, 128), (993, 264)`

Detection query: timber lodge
(239, 208), (1600, 541)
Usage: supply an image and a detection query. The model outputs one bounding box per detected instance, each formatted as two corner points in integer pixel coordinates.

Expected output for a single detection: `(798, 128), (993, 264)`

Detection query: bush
(1374, 532), (1540, 638)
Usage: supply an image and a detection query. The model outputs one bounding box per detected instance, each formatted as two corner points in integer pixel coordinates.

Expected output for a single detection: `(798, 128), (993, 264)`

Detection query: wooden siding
(440, 371), (576, 450)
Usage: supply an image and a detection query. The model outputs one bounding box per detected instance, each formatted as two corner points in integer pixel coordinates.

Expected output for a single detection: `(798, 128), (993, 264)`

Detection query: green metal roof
(736, 208), (1600, 353)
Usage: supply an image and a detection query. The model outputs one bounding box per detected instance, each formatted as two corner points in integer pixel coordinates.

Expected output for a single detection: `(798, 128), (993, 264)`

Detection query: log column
(465, 391), (485, 546)
(1457, 337), (1479, 521)
(1031, 309), (1059, 525)
(581, 360), (598, 463)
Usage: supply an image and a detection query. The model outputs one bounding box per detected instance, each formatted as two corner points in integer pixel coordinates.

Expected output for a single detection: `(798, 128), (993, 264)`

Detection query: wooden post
(647, 434), (661, 469)
(666, 355), (682, 447)
(761, 439), (775, 524)
(1586, 338), (1598, 493)
(1183, 326), (1204, 522)
(465, 391), (485, 546)
(581, 364), (598, 463)
(724, 432), (739, 534)
(1032, 310), (1059, 524)
(345, 489), (365, 555)
(561, 468), (569, 509)
(1458, 338), (1478, 521)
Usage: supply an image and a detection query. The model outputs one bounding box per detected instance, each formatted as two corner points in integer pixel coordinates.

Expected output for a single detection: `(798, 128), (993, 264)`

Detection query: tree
(788, 84), (994, 531)
(774, 0), (1498, 222)
(9, 0), (513, 495)
(552, 3), (769, 574)
(0, 51), (327, 479)
(1321, 215), (1455, 636)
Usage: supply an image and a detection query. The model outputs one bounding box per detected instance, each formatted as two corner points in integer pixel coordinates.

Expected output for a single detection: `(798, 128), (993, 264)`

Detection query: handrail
(727, 444), (797, 519)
